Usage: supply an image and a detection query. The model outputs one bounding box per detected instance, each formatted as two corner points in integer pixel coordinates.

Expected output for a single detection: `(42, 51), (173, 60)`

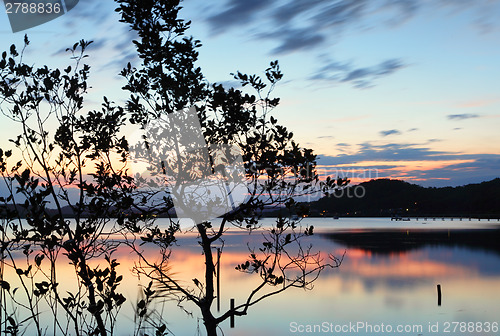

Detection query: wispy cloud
(447, 114), (480, 120)
(318, 142), (500, 186)
(206, 0), (371, 53)
(319, 142), (444, 165)
(206, 0), (270, 34)
(312, 58), (406, 89)
(380, 129), (402, 137)
(265, 28), (326, 54)
(204, 0), (500, 52)
(202, 0), (499, 89)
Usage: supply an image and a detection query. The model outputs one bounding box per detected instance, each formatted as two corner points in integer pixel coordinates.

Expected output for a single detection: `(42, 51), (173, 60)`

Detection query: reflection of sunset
(316, 158), (476, 184)
(344, 258), (470, 278)
(2, 230), (500, 336)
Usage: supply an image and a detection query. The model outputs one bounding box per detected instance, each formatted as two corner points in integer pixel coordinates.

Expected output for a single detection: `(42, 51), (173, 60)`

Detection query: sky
(0, 0), (499, 187)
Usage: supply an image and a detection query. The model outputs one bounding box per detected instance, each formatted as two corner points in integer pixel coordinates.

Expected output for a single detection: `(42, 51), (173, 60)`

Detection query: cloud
(317, 142), (500, 187)
(205, 0), (374, 53)
(343, 58), (406, 83)
(201, 0), (500, 90)
(312, 0), (369, 28)
(380, 129), (401, 137)
(268, 28), (326, 54)
(317, 135), (335, 139)
(438, 0), (500, 34)
(312, 58), (406, 88)
(205, 0), (500, 54)
(383, 0), (420, 24)
(447, 114), (480, 120)
(61, 0), (114, 29)
(319, 142), (442, 165)
(206, 0), (270, 34)
(397, 154), (500, 187)
(272, 0), (324, 24)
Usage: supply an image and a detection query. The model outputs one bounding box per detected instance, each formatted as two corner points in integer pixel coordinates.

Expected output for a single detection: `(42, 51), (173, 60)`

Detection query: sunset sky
(1, 0), (499, 187)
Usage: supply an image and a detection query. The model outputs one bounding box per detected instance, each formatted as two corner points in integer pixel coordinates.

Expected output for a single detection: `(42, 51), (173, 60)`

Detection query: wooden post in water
(217, 248), (221, 312)
(437, 284), (442, 306)
(230, 298), (235, 328)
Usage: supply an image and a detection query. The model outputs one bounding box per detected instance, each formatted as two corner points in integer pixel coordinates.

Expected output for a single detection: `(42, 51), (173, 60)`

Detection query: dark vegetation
(0, 1), (345, 335)
(308, 178), (500, 217)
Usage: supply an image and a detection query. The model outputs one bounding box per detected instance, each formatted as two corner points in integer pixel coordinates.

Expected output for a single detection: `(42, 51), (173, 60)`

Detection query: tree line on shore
(306, 178), (500, 217)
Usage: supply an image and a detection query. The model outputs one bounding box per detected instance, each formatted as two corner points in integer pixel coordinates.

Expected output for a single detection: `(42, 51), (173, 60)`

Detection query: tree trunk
(202, 310), (218, 336)
(79, 258), (107, 336)
(197, 223), (218, 336)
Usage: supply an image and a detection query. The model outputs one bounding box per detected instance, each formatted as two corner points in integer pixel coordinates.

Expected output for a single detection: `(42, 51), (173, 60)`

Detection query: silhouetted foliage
(115, 1), (343, 336)
(0, 1), (345, 335)
(0, 36), (141, 335)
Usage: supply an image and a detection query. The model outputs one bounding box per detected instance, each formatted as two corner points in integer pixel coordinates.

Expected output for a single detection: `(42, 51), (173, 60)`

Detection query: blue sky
(1, 0), (499, 187)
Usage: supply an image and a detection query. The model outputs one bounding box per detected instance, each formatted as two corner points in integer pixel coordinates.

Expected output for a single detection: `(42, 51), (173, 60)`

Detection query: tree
(0, 37), (132, 336)
(0, 1), (347, 335)
(115, 1), (346, 336)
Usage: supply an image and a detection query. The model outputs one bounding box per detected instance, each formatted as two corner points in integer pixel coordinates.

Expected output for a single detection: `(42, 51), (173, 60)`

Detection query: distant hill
(3, 178), (500, 219)
(307, 178), (500, 217)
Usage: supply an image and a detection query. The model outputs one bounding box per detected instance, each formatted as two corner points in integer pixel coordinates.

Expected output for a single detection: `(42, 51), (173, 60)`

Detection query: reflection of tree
(116, 1), (346, 335)
(325, 229), (500, 255)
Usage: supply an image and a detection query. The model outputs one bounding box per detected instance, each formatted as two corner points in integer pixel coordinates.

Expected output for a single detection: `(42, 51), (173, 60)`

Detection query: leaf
(35, 254), (45, 267)
(0, 280), (10, 291)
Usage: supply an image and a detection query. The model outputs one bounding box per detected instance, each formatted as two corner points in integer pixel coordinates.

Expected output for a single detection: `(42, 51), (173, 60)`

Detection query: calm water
(2, 218), (500, 336)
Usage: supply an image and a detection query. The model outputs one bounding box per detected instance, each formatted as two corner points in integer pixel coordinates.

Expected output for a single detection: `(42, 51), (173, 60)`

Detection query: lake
(2, 217), (500, 336)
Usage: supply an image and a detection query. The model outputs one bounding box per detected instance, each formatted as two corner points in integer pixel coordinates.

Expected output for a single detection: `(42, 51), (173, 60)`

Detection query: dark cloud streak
(447, 114), (480, 120)
(380, 129), (402, 137)
(318, 142), (500, 186)
(206, 0), (271, 34)
(202, 0), (499, 88)
(312, 58), (406, 88)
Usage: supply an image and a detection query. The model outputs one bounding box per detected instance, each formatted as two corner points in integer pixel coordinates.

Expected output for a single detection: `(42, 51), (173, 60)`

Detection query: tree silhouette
(115, 1), (346, 336)
(0, 38), (133, 336)
(0, 1), (347, 335)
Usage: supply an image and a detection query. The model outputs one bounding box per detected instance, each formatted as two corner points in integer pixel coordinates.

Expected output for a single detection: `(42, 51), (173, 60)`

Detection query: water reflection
(2, 219), (500, 336)
(322, 228), (500, 256)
